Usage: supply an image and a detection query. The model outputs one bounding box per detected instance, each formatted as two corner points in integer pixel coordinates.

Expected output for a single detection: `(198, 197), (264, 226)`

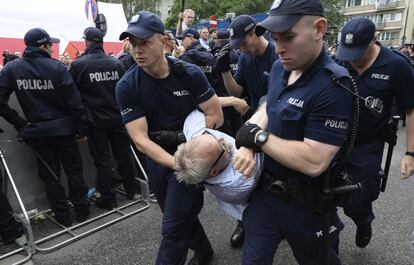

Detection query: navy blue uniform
(116, 60), (215, 265)
(0, 190), (23, 244)
(242, 51), (353, 265)
(118, 52), (135, 71)
(180, 41), (216, 88)
(335, 44), (414, 226)
(234, 42), (278, 109)
(70, 43), (140, 203)
(0, 46), (89, 223)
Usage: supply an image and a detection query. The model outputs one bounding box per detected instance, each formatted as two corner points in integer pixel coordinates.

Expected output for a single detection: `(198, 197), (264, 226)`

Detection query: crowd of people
(1, 0), (414, 264)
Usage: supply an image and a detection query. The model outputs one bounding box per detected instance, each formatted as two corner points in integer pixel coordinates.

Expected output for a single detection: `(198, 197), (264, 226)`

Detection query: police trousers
(241, 182), (343, 265)
(146, 159), (212, 265)
(344, 140), (384, 226)
(88, 125), (139, 201)
(32, 136), (88, 220)
(0, 191), (22, 242)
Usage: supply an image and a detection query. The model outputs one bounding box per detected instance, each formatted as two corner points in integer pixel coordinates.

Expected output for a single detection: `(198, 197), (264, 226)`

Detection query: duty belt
(262, 169), (305, 204)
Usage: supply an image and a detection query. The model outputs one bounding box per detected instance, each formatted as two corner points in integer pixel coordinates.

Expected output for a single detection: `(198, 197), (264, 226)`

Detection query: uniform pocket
(279, 107), (305, 139)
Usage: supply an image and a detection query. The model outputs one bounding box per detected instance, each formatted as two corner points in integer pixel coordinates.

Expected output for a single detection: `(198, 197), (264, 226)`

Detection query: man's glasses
(204, 131), (226, 177)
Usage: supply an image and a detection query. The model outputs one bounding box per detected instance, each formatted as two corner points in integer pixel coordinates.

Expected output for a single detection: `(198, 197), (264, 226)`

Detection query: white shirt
(199, 39), (211, 51)
(183, 110), (263, 220)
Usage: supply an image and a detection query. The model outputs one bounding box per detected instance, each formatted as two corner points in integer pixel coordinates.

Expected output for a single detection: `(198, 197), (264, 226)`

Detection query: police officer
(179, 28), (249, 140)
(115, 11), (223, 265)
(216, 15), (278, 111)
(215, 15), (278, 248)
(70, 27), (141, 209)
(177, 28), (216, 86)
(0, 28), (89, 226)
(233, 0), (353, 264)
(334, 17), (414, 248)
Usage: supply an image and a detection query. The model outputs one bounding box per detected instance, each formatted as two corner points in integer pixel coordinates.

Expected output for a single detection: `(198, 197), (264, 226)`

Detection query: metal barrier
(0, 144), (35, 265)
(0, 142), (152, 262)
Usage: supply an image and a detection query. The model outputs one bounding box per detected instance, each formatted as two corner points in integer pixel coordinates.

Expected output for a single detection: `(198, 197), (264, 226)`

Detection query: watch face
(257, 133), (267, 142)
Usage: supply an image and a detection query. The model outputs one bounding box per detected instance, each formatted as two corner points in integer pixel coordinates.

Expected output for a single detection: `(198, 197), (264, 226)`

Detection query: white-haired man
(174, 110), (263, 221)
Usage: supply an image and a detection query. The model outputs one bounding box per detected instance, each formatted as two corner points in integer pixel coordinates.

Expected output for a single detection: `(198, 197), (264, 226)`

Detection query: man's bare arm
(401, 108), (414, 179)
(198, 95), (224, 129)
(126, 117), (175, 169)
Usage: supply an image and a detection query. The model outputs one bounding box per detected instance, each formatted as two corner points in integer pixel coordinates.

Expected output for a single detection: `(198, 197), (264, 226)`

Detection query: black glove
(216, 44), (231, 73)
(149, 130), (186, 154)
(235, 123), (262, 150)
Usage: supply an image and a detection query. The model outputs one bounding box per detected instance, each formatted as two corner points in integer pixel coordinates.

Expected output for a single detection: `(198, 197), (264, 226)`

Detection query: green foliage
(322, 0), (346, 44)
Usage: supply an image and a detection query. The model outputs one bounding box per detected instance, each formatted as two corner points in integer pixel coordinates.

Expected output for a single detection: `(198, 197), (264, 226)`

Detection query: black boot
(230, 220), (245, 248)
(355, 223), (372, 248)
(187, 247), (214, 265)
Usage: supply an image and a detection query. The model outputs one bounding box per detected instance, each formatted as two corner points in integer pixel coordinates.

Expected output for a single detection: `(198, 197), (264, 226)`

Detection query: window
(380, 31), (400, 41)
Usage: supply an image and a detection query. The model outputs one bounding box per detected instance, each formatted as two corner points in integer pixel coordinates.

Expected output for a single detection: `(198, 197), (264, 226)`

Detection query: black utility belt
(261, 169), (317, 206)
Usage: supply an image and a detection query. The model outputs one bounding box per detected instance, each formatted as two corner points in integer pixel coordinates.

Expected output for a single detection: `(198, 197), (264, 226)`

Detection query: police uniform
(228, 15), (278, 110)
(233, 42), (277, 109)
(0, 28), (89, 225)
(70, 27), (140, 206)
(0, 191), (23, 244)
(116, 11), (214, 265)
(240, 50), (352, 265)
(236, 2), (353, 264)
(118, 52), (135, 71)
(334, 18), (414, 242)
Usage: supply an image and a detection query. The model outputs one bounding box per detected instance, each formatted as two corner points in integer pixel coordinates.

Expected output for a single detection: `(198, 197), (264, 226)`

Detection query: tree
(322, 0), (346, 45)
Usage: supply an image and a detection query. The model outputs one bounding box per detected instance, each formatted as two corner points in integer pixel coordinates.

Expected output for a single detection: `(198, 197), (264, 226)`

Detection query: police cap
(24, 28), (60, 47)
(119, 11), (165, 40)
(216, 29), (230, 40)
(176, 28), (200, 40)
(83, 27), (104, 42)
(228, 15), (257, 49)
(336, 17), (376, 61)
(255, 0), (325, 36)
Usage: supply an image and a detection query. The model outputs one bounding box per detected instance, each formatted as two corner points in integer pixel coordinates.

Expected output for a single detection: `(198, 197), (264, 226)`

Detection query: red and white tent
(0, 0), (127, 59)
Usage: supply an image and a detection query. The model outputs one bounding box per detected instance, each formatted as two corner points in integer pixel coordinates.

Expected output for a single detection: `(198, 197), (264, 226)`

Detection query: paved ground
(1, 126), (413, 265)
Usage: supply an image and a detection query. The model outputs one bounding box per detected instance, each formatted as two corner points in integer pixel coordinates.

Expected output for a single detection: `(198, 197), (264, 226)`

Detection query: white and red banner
(0, 0), (127, 59)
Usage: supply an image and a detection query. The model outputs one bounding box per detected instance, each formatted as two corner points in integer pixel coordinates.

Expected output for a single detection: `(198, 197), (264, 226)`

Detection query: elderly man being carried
(174, 110), (263, 221)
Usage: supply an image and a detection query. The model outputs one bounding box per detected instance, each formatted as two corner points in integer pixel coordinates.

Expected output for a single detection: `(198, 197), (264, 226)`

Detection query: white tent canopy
(0, 0), (128, 53)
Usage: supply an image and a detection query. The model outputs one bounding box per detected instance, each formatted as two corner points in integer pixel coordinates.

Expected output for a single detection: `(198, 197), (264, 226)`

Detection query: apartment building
(343, 0), (414, 47)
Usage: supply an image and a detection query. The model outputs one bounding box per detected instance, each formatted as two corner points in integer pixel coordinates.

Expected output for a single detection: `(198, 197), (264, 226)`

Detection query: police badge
(345, 33), (354, 44)
(271, 0), (283, 10)
(131, 14), (140, 23)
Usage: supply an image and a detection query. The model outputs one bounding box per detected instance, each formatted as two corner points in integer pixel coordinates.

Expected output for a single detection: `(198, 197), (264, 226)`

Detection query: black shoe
(230, 221), (245, 249)
(188, 248), (214, 265)
(76, 206), (90, 223)
(355, 223), (372, 248)
(1, 223), (24, 245)
(95, 198), (118, 209)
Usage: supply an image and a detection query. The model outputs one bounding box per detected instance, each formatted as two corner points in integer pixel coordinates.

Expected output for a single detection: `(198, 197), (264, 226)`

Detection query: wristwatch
(255, 131), (269, 149)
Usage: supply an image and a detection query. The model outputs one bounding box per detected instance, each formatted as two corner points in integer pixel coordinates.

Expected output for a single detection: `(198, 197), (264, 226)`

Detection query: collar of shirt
(23, 46), (51, 59)
(85, 43), (105, 55)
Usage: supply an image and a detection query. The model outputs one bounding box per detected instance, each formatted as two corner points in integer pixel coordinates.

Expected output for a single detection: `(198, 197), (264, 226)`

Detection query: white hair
(174, 142), (211, 185)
